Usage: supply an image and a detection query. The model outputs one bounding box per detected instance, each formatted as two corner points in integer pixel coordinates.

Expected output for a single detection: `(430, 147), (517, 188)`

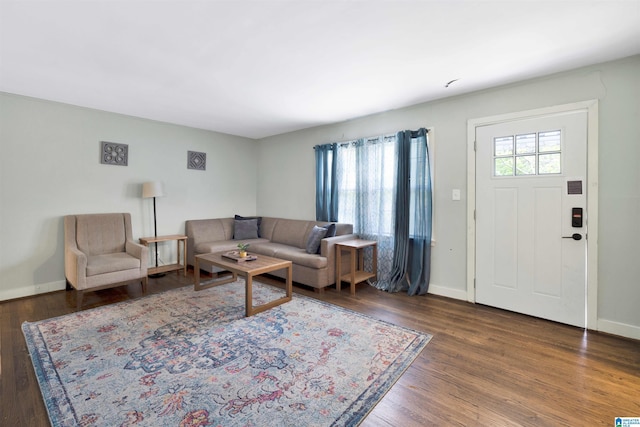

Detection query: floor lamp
(142, 181), (165, 278)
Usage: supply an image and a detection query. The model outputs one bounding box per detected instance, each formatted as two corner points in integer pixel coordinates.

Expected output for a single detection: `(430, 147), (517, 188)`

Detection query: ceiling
(1, 1), (639, 139)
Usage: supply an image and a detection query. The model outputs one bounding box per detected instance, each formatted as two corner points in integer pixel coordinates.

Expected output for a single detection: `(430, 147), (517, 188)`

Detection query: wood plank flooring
(1, 272), (639, 426)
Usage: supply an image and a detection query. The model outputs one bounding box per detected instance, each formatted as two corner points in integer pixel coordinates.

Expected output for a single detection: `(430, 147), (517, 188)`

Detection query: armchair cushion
(75, 213), (128, 255)
(86, 253), (142, 276)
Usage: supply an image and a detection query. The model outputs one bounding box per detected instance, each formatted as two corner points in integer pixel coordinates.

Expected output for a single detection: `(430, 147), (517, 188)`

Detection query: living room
(1, 1), (640, 425)
(3, 54), (640, 339)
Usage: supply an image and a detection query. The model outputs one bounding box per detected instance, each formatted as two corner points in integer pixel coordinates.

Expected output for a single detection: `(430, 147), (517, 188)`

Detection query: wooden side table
(139, 234), (188, 276)
(335, 239), (377, 295)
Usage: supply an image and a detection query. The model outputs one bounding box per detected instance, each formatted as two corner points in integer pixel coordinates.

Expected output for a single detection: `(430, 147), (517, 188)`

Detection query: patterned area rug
(23, 280), (431, 427)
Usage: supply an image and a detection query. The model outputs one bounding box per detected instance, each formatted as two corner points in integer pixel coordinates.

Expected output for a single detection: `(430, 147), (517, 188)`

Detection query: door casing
(466, 100), (599, 329)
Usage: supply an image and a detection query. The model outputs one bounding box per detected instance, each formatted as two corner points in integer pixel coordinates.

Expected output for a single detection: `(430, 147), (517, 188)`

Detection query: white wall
(0, 93), (258, 300)
(257, 55), (640, 338)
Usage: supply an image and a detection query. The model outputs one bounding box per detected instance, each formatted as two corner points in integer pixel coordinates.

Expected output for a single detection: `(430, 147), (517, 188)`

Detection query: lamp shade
(142, 181), (164, 198)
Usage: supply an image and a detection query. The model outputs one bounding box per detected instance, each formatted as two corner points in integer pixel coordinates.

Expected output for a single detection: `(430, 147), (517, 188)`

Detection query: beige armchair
(64, 213), (148, 309)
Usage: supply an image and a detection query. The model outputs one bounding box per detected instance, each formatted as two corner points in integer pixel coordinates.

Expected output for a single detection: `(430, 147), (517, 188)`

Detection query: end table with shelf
(139, 234), (188, 276)
(335, 239), (378, 295)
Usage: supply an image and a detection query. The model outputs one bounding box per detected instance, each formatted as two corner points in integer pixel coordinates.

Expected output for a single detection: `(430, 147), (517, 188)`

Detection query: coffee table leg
(194, 258), (237, 291)
(194, 257), (201, 290)
(285, 263), (292, 298)
(244, 262), (293, 317)
(245, 274), (253, 317)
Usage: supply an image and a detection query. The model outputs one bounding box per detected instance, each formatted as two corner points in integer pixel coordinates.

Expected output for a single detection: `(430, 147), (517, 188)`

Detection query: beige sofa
(185, 217), (356, 291)
(64, 213), (148, 309)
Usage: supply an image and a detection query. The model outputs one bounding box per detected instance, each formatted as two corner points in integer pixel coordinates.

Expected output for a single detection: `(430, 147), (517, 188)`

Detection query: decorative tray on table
(222, 251), (258, 262)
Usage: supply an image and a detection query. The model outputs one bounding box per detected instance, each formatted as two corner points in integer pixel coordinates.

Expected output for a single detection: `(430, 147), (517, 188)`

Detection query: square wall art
(188, 151), (206, 171)
(100, 141), (128, 166)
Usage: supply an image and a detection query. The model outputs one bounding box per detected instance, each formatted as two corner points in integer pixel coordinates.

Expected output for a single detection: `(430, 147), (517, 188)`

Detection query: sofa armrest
(65, 246), (87, 289)
(126, 240), (149, 274)
(320, 234), (358, 285)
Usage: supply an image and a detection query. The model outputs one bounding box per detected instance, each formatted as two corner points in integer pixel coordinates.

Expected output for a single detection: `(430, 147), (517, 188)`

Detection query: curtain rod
(314, 128), (429, 150)
(328, 127), (429, 147)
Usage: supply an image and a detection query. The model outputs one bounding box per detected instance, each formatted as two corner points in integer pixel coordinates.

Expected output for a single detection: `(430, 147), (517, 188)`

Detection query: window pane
(515, 155), (536, 175)
(516, 133), (536, 154)
(539, 130), (561, 152)
(495, 157), (514, 176)
(539, 153), (561, 174)
(494, 136), (513, 156)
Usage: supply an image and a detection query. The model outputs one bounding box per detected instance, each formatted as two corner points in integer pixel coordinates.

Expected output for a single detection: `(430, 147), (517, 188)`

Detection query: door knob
(562, 233), (582, 241)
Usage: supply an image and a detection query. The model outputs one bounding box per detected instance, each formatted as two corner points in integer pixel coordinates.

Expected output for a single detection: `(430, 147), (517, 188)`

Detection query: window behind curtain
(336, 134), (432, 238)
(336, 137), (397, 237)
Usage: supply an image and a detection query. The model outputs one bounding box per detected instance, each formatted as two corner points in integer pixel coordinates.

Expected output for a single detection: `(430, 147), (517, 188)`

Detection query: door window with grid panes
(493, 130), (561, 176)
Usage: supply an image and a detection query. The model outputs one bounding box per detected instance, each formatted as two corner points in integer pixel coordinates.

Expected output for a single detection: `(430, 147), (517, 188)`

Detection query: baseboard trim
(597, 318), (640, 341)
(0, 280), (66, 302)
(428, 283), (468, 301)
(428, 285), (639, 341)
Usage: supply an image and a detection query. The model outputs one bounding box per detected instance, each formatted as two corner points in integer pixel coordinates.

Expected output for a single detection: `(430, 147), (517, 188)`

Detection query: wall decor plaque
(188, 151), (206, 170)
(100, 141), (128, 166)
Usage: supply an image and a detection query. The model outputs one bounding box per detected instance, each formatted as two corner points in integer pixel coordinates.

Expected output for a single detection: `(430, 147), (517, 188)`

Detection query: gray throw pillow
(306, 225), (328, 254)
(234, 219), (259, 240)
(324, 223), (336, 238)
(235, 215), (262, 237)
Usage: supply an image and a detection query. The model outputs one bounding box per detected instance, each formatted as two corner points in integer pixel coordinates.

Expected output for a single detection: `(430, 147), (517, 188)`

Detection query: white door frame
(466, 100), (599, 329)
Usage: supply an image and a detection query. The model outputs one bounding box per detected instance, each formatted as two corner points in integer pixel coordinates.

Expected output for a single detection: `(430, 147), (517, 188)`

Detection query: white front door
(475, 111), (588, 327)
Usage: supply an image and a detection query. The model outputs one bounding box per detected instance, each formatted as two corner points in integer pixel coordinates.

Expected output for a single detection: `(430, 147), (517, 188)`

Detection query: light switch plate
(452, 189), (461, 201)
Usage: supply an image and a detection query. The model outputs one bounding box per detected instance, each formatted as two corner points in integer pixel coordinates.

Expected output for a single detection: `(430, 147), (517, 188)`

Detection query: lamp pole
(143, 181), (165, 278)
(151, 195), (164, 276)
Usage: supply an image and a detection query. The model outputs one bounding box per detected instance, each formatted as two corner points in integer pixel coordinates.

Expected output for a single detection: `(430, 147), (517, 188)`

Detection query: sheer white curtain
(336, 136), (398, 287)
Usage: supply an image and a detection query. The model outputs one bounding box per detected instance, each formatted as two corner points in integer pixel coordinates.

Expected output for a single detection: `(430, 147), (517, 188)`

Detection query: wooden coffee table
(194, 252), (293, 317)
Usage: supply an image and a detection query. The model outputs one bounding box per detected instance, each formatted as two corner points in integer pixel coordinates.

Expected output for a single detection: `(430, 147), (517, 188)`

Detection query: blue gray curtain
(398, 128), (433, 295)
(386, 131), (412, 292)
(386, 128), (432, 295)
(314, 143), (338, 222)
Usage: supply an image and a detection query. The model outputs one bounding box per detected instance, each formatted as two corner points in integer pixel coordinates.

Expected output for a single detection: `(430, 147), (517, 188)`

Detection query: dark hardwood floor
(2, 271), (639, 426)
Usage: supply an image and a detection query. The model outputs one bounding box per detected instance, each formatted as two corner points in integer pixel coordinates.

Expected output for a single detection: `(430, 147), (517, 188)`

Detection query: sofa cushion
(270, 219), (312, 249)
(195, 239), (268, 255)
(251, 243), (328, 269)
(86, 253), (141, 276)
(275, 247), (328, 269)
(306, 225), (328, 254)
(187, 218), (233, 242)
(234, 218), (259, 240)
